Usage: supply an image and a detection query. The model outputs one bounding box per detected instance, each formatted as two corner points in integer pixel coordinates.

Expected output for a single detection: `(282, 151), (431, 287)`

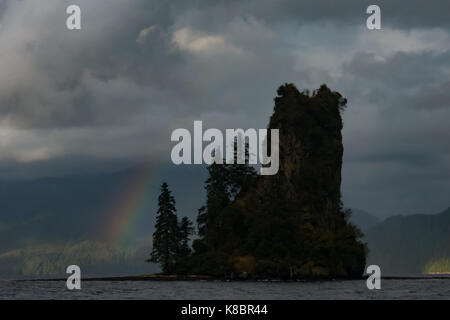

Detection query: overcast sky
(0, 0), (449, 216)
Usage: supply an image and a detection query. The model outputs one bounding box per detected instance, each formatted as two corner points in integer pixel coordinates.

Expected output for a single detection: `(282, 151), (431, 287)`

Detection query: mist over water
(1, 279), (449, 300)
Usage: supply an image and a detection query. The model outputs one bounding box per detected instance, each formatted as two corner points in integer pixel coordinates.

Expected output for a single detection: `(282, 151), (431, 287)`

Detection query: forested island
(148, 84), (367, 280)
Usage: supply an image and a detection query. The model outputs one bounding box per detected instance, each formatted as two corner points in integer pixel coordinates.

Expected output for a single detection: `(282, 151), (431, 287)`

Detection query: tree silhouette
(147, 182), (179, 274)
(175, 216), (194, 272)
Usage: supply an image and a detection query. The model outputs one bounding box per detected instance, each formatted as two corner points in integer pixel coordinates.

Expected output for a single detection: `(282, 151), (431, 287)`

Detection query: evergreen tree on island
(192, 140), (257, 273)
(176, 216), (194, 273)
(148, 182), (193, 274)
(147, 183), (179, 274)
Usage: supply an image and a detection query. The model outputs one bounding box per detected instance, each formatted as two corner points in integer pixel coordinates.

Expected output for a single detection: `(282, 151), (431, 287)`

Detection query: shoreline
(17, 274), (450, 282)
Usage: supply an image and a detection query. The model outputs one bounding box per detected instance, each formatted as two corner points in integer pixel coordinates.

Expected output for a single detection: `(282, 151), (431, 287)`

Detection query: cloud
(337, 50), (450, 214)
(136, 25), (157, 44)
(0, 0), (449, 215)
(173, 28), (221, 53)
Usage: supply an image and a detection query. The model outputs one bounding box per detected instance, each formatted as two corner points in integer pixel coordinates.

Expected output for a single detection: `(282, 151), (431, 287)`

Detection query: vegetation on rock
(152, 84), (367, 279)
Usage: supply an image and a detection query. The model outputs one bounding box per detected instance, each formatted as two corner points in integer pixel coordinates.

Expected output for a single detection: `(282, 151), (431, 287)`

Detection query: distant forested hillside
(0, 165), (206, 276)
(348, 209), (381, 233)
(424, 257), (450, 274)
(0, 240), (155, 277)
(365, 207), (450, 274)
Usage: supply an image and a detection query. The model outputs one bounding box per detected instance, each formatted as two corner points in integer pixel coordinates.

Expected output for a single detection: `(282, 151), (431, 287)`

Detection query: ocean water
(1, 278), (449, 300)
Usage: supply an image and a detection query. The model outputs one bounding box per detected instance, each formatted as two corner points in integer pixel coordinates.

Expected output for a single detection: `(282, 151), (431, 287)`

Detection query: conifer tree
(147, 182), (179, 274)
(195, 138), (256, 248)
(227, 135), (257, 198)
(176, 216), (194, 263)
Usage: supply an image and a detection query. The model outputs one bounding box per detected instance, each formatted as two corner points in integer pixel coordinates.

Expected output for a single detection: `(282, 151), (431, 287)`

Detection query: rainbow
(101, 160), (166, 246)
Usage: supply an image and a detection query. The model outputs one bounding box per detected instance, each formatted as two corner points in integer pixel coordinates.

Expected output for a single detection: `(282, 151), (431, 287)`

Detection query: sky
(0, 0), (449, 216)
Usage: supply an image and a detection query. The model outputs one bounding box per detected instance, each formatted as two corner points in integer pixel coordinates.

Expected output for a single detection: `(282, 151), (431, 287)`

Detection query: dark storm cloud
(1, 0), (448, 128)
(337, 50), (450, 215)
(169, 0), (450, 29)
(0, 0), (449, 215)
(0, 0), (184, 128)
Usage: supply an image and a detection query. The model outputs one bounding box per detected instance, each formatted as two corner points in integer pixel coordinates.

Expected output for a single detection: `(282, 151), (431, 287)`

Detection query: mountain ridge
(365, 207), (450, 274)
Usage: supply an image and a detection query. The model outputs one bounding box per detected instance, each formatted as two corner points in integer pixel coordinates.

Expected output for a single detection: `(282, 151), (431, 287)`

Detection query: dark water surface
(1, 278), (450, 299)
